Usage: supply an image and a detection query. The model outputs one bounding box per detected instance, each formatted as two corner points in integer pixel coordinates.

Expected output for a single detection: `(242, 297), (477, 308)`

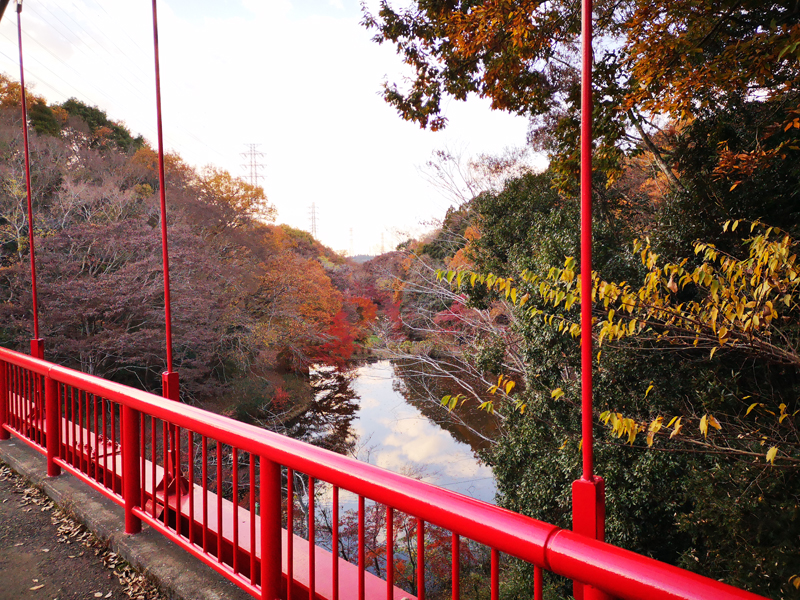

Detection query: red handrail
(0, 346), (768, 600)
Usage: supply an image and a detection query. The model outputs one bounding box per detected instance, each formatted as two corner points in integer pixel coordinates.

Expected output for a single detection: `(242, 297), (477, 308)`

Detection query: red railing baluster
(386, 506), (393, 600)
(452, 533), (460, 600)
(332, 486), (339, 600)
(16, 366), (22, 435)
(80, 390), (87, 474)
(417, 518), (425, 600)
(92, 394), (99, 480)
(112, 400), (118, 494)
(58, 383), (69, 463)
(287, 468), (294, 600)
(260, 457), (281, 600)
(232, 447), (239, 574)
(188, 430), (195, 546)
(122, 404), (141, 534)
(0, 360), (8, 440)
(36, 374), (42, 446)
(9, 365), (15, 433)
(217, 441), (223, 561)
(44, 375), (60, 477)
(140, 415), (145, 508)
(23, 368), (29, 439)
(534, 565), (543, 600)
(176, 425), (182, 538)
(70, 387), (77, 466)
(102, 397), (108, 488)
(491, 548), (499, 600)
(249, 454), (256, 585)
(358, 495), (365, 600)
(202, 435), (208, 553)
(309, 476), (316, 599)
(150, 417), (156, 519)
(163, 420), (169, 528)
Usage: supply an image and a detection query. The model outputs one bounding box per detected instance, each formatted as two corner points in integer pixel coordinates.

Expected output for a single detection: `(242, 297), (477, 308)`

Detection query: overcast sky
(0, 0), (537, 255)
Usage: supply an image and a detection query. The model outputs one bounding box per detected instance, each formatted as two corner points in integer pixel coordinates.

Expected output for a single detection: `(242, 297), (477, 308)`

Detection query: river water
(316, 360), (498, 504)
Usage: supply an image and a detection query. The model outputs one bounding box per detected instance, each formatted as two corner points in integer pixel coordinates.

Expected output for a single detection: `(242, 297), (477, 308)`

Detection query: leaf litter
(1, 463), (166, 600)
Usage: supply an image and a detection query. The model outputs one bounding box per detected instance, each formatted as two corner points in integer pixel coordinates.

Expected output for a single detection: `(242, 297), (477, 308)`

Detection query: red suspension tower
(572, 1), (609, 599)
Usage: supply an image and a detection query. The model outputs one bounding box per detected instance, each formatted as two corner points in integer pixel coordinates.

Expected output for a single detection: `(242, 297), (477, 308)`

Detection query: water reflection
(391, 359), (502, 451)
(350, 360), (497, 504)
(282, 366), (359, 455)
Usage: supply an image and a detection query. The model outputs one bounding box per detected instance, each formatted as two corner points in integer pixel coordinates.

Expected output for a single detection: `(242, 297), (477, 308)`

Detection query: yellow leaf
(551, 388), (564, 400)
(708, 415), (722, 431)
(700, 414), (709, 437)
(505, 380), (516, 394)
(766, 446), (778, 464)
(670, 417), (682, 438)
(645, 382), (654, 398)
(649, 416), (663, 433)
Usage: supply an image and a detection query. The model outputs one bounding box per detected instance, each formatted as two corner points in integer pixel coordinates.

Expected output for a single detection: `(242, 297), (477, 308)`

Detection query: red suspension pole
(16, 1), (42, 359)
(572, 1), (609, 599)
(579, 0), (594, 485)
(151, 0), (178, 401)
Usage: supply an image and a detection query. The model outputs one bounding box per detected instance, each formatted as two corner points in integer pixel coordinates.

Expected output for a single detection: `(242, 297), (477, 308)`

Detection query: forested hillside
(364, 1), (800, 597)
(0, 73), (376, 409)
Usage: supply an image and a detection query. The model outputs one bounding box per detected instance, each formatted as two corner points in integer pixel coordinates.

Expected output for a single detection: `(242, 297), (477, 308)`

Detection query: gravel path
(0, 463), (166, 600)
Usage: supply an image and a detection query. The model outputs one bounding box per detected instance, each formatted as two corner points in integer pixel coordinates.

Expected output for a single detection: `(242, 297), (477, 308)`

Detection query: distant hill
(349, 254), (375, 264)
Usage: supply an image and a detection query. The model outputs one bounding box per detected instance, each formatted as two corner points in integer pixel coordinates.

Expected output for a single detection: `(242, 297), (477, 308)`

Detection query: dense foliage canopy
(363, 1), (800, 597)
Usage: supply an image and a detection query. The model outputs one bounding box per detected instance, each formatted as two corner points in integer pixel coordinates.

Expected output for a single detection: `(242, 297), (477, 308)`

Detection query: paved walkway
(0, 438), (250, 600)
(0, 462), (159, 600)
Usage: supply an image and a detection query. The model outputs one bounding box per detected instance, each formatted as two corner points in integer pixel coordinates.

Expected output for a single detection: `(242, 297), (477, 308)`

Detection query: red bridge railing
(0, 346), (767, 600)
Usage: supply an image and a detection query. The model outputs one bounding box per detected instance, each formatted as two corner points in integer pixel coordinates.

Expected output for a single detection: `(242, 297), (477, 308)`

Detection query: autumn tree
(364, 1), (800, 192)
(194, 166), (276, 229)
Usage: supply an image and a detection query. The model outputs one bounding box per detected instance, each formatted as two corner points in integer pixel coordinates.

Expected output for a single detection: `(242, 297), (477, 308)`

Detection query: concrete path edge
(0, 438), (252, 600)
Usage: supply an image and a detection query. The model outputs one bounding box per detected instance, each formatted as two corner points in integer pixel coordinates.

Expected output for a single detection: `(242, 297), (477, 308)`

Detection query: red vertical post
(332, 486), (339, 600)
(358, 495), (365, 600)
(385, 506), (393, 600)
(122, 405), (142, 534)
(490, 549), (499, 600)
(534, 565), (544, 600)
(16, 2), (42, 359)
(0, 361), (8, 440)
(260, 458), (281, 600)
(44, 375), (60, 477)
(151, 0), (178, 398)
(573, 0), (609, 598)
(451, 533), (459, 600)
(417, 518), (425, 600)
